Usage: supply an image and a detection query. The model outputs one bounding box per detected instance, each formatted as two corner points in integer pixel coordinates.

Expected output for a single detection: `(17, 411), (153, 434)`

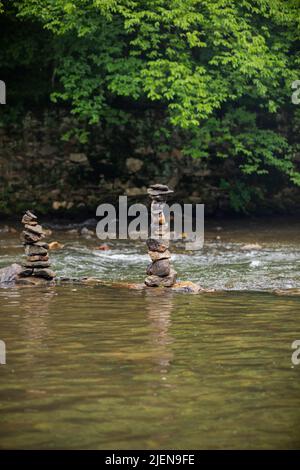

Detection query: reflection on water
(0, 220), (300, 449)
(0, 286), (300, 449)
(145, 290), (174, 374)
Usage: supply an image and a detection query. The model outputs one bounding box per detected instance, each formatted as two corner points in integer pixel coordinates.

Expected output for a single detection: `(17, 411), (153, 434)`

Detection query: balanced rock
(146, 259), (171, 277)
(32, 268), (56, 280)
(145, 269), (177, 287)
(19, 268), (34, 277)
(27, 255), (49, 262)
(23, 261), (51, 269)
(145, 184), (177, 287)
(146, 238), (169, 252)
(25, 244), (48, 256)
(21, 230), (43, 244)
(24, 224), (44, 236)
(21, 211), (37, 225)
(19, 211), (55, 281)
(148, 250), (171, 261)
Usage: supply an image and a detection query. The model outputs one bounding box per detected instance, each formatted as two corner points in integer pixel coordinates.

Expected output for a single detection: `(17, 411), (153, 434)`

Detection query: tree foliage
(1, 0), (300, 190)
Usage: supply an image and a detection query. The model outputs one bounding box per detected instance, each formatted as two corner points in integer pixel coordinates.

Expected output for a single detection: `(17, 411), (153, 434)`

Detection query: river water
(0, 218), (300, 449)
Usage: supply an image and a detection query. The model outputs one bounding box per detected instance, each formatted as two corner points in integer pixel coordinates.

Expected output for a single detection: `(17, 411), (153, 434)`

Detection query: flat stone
(147, 189), (173, 198)
(27, 255), (49, 262)
(32, 268), (56, 280)
(24, 224), (44, 236)
(35, 242), (49, 249)
(19, 268), (34, 277)
(25, 244), (48, 256)
(146, 259), (170, 276)
(21, 211), (37, 225)
(146, 238), (169, 252)
(23, 261), (51, 268)
(149, 184), (170, 191)
(21, 231), (43, 244)
(22, 218), (37, 226)
(148, 250), (171, 261)
(145, 269), (177, 287)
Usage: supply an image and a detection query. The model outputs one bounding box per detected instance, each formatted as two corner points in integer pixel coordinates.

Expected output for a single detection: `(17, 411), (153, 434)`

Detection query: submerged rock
(171, 281), (204, 294)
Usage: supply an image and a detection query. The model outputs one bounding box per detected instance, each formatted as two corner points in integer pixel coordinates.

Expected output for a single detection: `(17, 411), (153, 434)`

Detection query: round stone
(146, 259), (170, 277)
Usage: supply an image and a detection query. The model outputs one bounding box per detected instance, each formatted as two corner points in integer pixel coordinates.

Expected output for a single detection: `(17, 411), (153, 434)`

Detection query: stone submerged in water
(146, 259), (171, 276)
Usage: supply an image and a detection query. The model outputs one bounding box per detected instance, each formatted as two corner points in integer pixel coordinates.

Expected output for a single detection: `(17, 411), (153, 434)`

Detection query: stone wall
(1, 111), (300, 218)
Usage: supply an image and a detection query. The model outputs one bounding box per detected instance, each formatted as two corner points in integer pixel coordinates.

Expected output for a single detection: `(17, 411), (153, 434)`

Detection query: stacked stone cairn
(19, 211), (56, 281)
(145, 184), (177, 287)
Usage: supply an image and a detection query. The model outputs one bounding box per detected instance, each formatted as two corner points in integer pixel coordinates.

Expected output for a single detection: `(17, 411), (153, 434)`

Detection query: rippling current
(0, 218), (300, 449)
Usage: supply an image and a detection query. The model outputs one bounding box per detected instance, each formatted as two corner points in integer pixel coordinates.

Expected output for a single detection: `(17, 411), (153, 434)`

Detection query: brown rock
(148, 250), (171, 261)
(25, 244), (48, 256)
(27, 255), (49, 262)
(21, 230), (43, 244)
(21, 211), (37, 225)
(146, 259), (170, 277)
(146, 238), (169, 252)
(145, 269), (177, 287)
(48, 241), (64, 250)
(171, 281), (202, 294)
(24, 224), (44, 236)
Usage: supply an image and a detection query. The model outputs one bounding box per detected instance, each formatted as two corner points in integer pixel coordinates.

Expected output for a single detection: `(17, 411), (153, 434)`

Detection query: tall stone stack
(19, 210), (56, 281)
(145, 184), (177, 287)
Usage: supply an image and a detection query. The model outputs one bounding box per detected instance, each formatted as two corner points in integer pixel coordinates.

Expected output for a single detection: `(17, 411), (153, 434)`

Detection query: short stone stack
(145, 184), (177, 287)
(19, 210), (56, 281)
